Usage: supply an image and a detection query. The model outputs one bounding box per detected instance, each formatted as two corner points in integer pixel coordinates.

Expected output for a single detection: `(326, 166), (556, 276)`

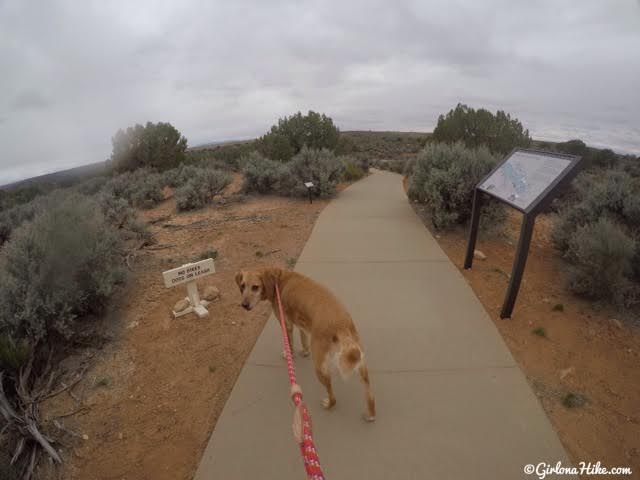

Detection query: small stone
(202, 286), (220, 302)
(542, 297), (551, 303)
(559, 366), (575, 380)
(473, 249), (487, 260)
(82, 434), (89, 441)
(174, 299), (190, 312)
(118, 432), (123, 440)
(610, 318), (623, 330)
(126, 321), (139, 329)
(231, 321), (237, 326)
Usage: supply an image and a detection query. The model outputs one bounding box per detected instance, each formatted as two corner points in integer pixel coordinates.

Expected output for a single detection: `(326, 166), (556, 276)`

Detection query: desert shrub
(556, 139), (589, 157)
(371, 158), (405, 173)
(341, 157), (366, 181)
(111, 122), (187, 172)
(433, 104), (531, 154)
(257, 111), (340, 161)
(552, 170), (634, 251)
(128, 172), (164, 208)
(175, 168), (231, 211)
(288, 147), (344, 197)
(565, 218), (636, 304)
(101, 168), (164, 208)
(403, 157), (417, 176)
(75, 175), (109, 195)
(0, 194), (124, 342)
(408, 142), (504, 229)
(242, 152), (293, 194)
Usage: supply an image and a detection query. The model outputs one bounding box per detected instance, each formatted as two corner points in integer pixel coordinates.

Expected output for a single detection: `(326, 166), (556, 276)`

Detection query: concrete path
(194, 171), (574, 480)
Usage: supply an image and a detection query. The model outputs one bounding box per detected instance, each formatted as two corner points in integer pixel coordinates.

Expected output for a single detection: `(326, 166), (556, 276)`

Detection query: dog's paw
(299, 349), (310, 357)
(321, 398), (336, 410)
(362, 413), (376, 423)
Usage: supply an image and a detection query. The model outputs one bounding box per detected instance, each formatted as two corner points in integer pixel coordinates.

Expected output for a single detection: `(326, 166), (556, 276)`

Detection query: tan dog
(236, 267), (376, 421)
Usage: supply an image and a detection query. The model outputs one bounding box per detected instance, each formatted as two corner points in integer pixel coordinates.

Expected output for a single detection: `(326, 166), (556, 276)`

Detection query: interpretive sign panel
(465, 149), (582, 318)
(478, 150), (577, 213)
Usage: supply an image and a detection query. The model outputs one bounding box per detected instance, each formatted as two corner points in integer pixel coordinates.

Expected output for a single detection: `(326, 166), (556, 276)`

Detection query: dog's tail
(337, 335), (363, 379)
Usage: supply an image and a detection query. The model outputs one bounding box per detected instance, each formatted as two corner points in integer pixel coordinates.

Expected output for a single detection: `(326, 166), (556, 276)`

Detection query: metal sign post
(162, 258), (216, 318)
(304, 182), (315, 204)
(464, 149), (582, 319)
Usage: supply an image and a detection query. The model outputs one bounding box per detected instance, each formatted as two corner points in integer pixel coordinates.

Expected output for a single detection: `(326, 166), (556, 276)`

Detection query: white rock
(473, 249), (487, 260)
(202, 286), (220, 302)
(174, 299), (190, 312)
(559, 366), (575, 380)
(610, 318), (623, 330)
(82, 434), (89, 441)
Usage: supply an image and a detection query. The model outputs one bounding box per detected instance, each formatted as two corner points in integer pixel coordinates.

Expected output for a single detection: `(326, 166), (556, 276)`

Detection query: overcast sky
(1, 0), (639, 184)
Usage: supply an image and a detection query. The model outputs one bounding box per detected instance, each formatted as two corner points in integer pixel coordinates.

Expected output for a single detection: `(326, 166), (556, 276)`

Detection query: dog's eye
(240, 283), (245, 292)
(251, 285), (260, 292)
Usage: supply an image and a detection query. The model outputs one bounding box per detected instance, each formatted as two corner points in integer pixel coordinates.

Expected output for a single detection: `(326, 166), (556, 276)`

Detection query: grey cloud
(0, 0), (639, 184)
(10, 90), (52, 111)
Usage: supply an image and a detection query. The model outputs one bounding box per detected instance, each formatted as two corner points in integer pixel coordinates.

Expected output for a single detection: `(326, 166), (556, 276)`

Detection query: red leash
(275, 283), (326, 480)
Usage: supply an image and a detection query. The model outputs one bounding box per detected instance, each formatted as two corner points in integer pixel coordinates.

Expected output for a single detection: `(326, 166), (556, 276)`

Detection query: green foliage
(186, 142), (256, 171)
(340, 131), (428, 159)
(101, 168), (165, 209)
(407, 142), (505, 229)
(553, 169), (640, 306)
(562, 392), (586, 408)
(257, 111), (340, 161)
(175, 168), (231, 211)
(371, 159), (405, 173)
(0, 335), (30, 370)
(111, 122), (187, 172)
(288, 147), (344, 197)
(242, 152), (294, 195)
(341, 158), (366, 182)
(532, 327), (547, 338)
(552, 170), (634, 251)
(565, 217), (636, 303)
(432, 104), (531, 154)
(242, 148), (343, 198)
(556, 139), (588, 157)
(0, 194), (124, 343)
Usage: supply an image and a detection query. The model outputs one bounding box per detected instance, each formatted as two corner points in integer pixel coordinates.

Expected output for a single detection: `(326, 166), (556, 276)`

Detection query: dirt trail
(42, 185), (328, 480)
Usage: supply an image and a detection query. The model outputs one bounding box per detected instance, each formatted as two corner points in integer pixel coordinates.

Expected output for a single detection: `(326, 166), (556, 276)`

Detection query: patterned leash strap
(275, 283), (326, 480)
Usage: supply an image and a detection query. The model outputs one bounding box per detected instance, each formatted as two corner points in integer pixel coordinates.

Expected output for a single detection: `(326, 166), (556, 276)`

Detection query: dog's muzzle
(242, 302), (252, 311)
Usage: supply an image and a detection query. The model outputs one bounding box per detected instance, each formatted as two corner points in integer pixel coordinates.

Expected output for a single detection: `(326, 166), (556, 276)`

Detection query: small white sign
(304, 182), (314, 188)
(163, 258), (215, 288)
(162, 258), (216, 319)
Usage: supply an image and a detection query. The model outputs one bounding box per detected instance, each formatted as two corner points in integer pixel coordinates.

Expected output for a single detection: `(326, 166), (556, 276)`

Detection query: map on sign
(479, 151), (572, 211)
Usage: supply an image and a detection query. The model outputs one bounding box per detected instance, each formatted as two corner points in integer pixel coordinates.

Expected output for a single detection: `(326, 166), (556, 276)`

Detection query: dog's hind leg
(312, 341), (336, 409)
(359, 364), (376, 422)
(299, 330), (311, 357)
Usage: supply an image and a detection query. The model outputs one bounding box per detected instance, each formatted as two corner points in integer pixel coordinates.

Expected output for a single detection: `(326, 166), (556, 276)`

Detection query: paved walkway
(194, 170), (574, 479)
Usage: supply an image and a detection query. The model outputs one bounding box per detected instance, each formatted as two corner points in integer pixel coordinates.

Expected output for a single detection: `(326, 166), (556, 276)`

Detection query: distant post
(304, 182), (315, 204)
(162, 258), (216, 318)
(464, 149), (582, 319)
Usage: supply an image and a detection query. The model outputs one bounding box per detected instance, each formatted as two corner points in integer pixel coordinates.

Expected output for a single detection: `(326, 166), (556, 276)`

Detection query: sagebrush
(407, 142), (504, 229)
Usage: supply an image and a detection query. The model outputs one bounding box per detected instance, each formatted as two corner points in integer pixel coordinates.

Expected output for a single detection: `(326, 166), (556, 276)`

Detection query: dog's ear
(235, 271), (244, 291)
(260, 268), (280, 300)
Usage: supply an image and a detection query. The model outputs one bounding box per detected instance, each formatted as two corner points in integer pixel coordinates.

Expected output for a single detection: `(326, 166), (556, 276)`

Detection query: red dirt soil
(41, 179), (329, 480)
